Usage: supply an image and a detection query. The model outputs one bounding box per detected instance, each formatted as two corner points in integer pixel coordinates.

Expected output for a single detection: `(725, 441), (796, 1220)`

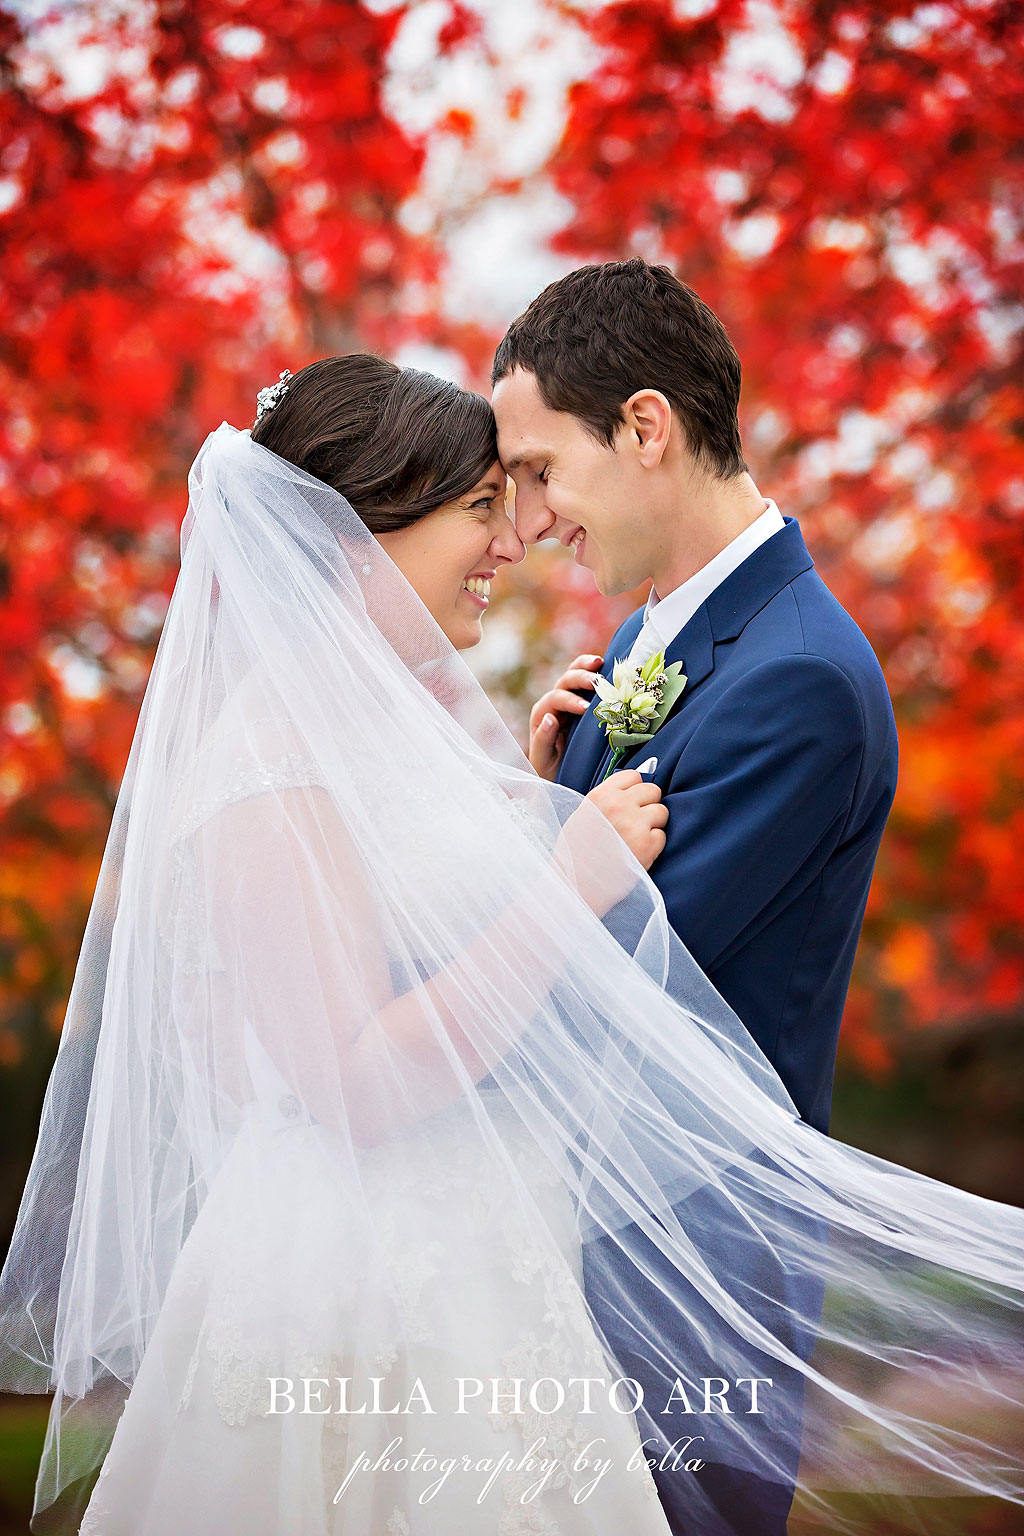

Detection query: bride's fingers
(604, 769), (642, 789)
(530, 658), (603, 733)
(631, 782), (664, 807)
(550, 686), (593, 713)
(528, 712), (564, 779)
(555, 666), (603, 694)
(530, 688), (591, 726)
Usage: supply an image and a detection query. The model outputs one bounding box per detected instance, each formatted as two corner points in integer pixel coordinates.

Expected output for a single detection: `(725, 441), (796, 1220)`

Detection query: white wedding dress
(78, 1061), (671, 1535)
(78, 677), (672, 1535)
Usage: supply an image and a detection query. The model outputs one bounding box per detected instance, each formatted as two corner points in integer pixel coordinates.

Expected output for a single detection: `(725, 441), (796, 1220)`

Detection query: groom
(492, 259), (899, 1534)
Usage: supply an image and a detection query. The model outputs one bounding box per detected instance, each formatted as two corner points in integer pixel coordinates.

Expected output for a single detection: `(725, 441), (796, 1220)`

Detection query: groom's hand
(529, 654), (604, 780)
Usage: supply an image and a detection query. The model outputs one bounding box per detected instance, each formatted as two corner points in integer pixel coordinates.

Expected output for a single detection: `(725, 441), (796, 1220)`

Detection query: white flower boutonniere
(593, 649), (688, 782)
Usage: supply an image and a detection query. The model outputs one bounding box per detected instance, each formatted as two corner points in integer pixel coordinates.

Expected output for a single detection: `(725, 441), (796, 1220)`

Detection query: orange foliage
(2, 0), (1022, 1074)
(0, 0), (434, 1061)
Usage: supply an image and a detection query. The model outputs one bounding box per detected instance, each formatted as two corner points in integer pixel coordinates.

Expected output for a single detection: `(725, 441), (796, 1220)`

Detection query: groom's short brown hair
(492, 259), (747, 479)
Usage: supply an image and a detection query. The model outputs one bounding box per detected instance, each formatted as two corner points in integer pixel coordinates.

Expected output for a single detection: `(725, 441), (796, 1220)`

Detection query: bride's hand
(528, 654), (604, 780)
(585, 769), (668, 870)
(553, 771), (667, 918)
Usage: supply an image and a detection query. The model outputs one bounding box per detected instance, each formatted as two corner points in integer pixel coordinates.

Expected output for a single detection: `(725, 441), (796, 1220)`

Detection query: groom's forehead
(493, 378), (573, 467)
(499, 421), (587, 473)
(493, 368), (554, 438)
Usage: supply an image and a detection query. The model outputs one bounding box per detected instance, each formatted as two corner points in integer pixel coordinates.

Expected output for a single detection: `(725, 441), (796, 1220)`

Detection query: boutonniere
(593, 649), (688, 782)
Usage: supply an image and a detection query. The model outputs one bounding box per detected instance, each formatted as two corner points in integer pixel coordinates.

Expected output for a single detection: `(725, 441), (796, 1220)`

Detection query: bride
(1, 355), (1022, 1536)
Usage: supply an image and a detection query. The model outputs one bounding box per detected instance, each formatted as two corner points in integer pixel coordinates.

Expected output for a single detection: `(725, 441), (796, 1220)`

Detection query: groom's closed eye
(502, 452), (549, 479)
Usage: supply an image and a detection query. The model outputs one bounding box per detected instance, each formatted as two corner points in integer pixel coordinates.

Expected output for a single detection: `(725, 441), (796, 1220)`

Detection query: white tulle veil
(1, 422), (1022, 1533)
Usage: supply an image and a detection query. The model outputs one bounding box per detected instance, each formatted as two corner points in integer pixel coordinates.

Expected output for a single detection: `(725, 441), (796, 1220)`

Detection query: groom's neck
(649, 469), (768, 601)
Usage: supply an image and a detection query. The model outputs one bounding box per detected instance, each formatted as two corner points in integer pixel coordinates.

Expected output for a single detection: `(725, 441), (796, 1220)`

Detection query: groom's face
(492, 368), (653, 597)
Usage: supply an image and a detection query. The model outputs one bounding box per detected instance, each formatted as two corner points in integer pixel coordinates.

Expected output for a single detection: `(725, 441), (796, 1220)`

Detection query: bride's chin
(454, 624), (483, 652)
(445, 609), (484, 650)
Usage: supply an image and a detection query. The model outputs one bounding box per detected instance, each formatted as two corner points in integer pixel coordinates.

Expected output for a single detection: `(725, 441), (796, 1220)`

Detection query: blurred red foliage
(0, 0), (433, 1057)
(1, 0), (1022, 1079)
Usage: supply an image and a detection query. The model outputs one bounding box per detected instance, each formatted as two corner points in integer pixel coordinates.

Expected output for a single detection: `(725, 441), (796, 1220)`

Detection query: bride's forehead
(471, 470), (506, 494)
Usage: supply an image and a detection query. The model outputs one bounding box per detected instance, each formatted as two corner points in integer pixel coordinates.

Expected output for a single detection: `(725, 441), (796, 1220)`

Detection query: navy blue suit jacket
(557, 517), (898, 1133)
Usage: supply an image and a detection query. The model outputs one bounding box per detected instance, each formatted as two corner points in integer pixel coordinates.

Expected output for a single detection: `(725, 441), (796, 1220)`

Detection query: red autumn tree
(0, 0), (432, 1092)
(2, 0), (1022, 1118)
(526, 0), (1024, 1066)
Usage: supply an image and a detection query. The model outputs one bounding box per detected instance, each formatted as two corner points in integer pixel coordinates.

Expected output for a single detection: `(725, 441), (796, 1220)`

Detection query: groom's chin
(585, 556), (627, 598)
(593, 570), (627, 599)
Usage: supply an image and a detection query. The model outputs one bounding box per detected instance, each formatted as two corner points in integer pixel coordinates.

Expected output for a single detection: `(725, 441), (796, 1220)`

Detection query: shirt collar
(642, 500), (785, 643)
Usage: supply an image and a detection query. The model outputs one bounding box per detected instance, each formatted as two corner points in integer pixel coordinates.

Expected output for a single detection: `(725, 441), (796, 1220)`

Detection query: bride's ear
(622, 389), (672, 469)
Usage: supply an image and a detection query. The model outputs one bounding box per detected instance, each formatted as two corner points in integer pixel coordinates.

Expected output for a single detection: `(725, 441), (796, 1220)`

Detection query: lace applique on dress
(173, 749), (327, 845)
(159, 741), (327, 977)
(178, 1341), (200, 1412)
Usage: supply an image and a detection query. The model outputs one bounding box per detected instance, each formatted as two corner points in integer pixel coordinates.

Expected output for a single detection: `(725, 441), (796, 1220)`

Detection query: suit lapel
(662, 603), (714, 692)
(588, 519), (816, 778)
(559, 518), (816, 789)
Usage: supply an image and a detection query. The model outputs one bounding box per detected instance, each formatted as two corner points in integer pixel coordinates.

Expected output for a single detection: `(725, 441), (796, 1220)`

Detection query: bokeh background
(1, 0), (1022, 1529)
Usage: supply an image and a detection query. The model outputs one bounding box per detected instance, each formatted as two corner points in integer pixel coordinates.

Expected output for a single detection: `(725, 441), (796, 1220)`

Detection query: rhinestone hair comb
(255, 369), (293, 422)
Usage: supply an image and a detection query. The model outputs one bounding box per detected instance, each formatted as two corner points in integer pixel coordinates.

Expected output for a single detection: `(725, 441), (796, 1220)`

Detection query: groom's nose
(510, 483), (554, 546)
(492, 514), (526, 565)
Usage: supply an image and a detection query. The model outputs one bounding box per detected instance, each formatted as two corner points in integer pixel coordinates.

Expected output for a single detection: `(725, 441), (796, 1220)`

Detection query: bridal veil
(1, 423), (1021, 1532)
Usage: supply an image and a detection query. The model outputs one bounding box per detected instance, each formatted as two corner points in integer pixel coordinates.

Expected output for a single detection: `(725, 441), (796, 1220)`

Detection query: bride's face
(374, 461), (525, 650)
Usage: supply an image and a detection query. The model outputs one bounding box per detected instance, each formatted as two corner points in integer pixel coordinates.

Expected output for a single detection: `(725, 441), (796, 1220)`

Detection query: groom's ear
(622, 389), (673, 470)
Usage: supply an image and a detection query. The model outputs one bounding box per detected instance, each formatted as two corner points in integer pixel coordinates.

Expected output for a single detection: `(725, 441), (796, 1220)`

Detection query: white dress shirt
(627, 500), (785, 669)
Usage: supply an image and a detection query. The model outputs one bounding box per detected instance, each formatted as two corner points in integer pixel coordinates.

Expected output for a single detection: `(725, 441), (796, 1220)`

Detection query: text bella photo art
(263, 1371), (773, 1503)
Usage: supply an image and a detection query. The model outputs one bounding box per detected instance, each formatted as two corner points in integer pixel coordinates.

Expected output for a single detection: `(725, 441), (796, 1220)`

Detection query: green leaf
(639, 648), (666, 683)
(608, 727), (656, 750)
(650, 663), (687, 729)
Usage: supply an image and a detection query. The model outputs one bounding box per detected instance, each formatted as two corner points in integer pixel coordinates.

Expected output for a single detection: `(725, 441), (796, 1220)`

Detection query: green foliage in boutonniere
(593, 649), (688, 782)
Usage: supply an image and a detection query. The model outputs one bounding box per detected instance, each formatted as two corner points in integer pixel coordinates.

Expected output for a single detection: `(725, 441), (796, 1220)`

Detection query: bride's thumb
(531, 714), (562, 780)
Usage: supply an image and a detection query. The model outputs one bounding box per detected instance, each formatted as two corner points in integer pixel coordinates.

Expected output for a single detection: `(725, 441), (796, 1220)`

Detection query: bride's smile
(461, 571), (493, 607)
(375, 459), (525, 651)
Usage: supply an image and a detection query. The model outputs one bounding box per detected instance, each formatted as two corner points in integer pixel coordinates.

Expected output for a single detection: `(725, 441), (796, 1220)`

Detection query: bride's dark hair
(250, 354), (498, 533)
